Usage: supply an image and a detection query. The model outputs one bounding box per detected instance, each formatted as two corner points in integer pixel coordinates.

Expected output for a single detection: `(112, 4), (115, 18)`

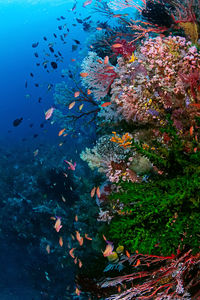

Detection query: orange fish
(126, 250), (131, 258)
(118, 285), (121, 293)
(87, 89), (92, 95)
(59, 236), (63, 247)
(74, 91), (80, 98)
(97, 59), (103, 64)
(54, 217), (62, 232)
(83, 0), (92, 7)
(58, 128), (66, 136)
(90, 186), (96, 197)
(80, 72), (89, 78)
(69, 248), (76, 258)
(85, 233), (92, 240)
(194, 147), (197, 153)
(106, 66), (114, 70)
(102, 234), (107, 241)
(69, 101), (76, 109)
(61, 195), (66, 202)
(96, 186), (101, 198)
(101, 102), (112, 107)
(76, 231), (84, 246)
(103, 244), (114, 257)
(75, 287), (81, 296)
(71, 234), (75, 240)
(46, 244), (50, 254)
(74, 257), (78, 264)
(71, 58), (76, 62)
(50, 216), (56, 221)
(113, 14), (124, 18)
(112, 43), (123, 48)
(133, 259), (141, 267)
(75, 215), (78, 222)
(45, 107), (54, 120)
(78, 259), (83, 268)
(63, 133), (68, 137)
(104, 56), (109, 64)
(96, 27), (102, 30)
(190, 126), (194, 136)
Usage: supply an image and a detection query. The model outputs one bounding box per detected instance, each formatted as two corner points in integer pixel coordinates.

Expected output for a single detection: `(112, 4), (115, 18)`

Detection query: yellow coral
(110, 132), (132, 148)
(116, 245), (124, 254)
(178, 21), (198, 44)
(107, 251), (119, 263)
(129, 52), (137, 63)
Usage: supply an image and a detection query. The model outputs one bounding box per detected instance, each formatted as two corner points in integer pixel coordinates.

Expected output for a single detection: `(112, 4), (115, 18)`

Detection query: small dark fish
(84, 16), (91, 21)
(51, 61), (57, 69)
(67, 28), (69, 32)
(72, 24), (77, 26)
(25, 81), (28, 88)
(36, 63), (40, 66)
(58, 51), (62, 57)
(32, 42), (39, 48)
(29, 123), (34, 128)
(63, 33), (68, 38)
(68, 71), (73, 79)
(40, 123), (44, 128)
(35, 83), (39, 87)
(54, 54), (58, 58)
(72, 2), (77, 11)
(44, 65), (47, 69)
(57, 18), (60, 21)
(38, 97), (42, 103)
(60, 16), (65, 20)
(48, 83), (53, 91)
(43, 36), (47, 41)
(33, 134), (38, 138)
(13, 117), (23, 127)
(76, 18), (83, 23)
(53, 33), (57, 38)
(34, 52), (39, 58)
(58, 26), (62, 30)
(83, 24), (91, 32)
(72, 45), (78, 51)
(60, 35), (64, 42)
(74, 39), (80, 44)
(61, 75), (65, 78)
(30, 73), (34, 77)
(49, 46), (54, 53)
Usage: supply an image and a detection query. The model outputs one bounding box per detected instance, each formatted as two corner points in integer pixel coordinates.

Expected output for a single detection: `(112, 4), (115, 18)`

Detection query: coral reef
(81, 52), (118, 100)
(110, 35), (200, 132)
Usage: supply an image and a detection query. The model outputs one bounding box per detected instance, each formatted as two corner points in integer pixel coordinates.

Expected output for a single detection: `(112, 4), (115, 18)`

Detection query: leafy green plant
(106, 167), (200, 255)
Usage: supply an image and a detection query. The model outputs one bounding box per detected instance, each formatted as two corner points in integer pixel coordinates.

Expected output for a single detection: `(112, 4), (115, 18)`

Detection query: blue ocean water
(0, 1), (97, 299)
